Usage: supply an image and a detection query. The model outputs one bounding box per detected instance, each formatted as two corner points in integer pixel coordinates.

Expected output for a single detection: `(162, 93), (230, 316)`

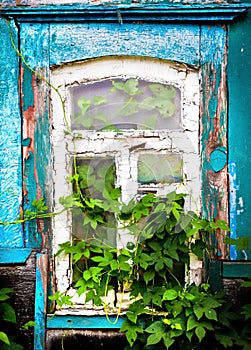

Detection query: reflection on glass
(137, 153), (183, 184)
(72, 157), (118, 247)
(70, 78), (181, 131)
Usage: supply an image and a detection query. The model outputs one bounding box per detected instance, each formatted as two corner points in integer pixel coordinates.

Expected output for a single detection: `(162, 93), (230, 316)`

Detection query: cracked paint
(200, 25), (229, 259)
(51, 57), (200, 292)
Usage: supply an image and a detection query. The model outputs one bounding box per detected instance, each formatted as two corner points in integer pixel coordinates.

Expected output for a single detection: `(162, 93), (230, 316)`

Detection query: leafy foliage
(0, 288), (24, 350)
(52, 166), (251, 349)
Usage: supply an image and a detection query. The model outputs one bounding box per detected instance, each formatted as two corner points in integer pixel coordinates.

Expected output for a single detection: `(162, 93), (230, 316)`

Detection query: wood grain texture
(20, 23), (52, 248)
(0, 18), (23, 247)
(34, 253), (48, 350)
(228, 9), (251, 260)
(50, 23), (200, 66)
(200, 25), (229, 259)
(0, 0), (236, 7)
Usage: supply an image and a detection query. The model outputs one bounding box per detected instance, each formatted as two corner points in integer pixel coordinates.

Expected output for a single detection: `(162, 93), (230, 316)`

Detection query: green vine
(2, 17), (251, 350)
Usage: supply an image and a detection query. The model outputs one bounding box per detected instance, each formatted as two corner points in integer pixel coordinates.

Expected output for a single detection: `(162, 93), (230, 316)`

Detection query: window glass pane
(70, 78), (181, 131)
(72, 157), (117, 247)
(137, 153), (183, 184)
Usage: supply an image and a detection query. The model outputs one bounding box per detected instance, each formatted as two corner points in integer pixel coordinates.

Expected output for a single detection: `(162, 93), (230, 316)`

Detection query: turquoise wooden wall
(1, 2), (250, 260)
(228, 1), (251, 260)
(0, 2), (251, 349)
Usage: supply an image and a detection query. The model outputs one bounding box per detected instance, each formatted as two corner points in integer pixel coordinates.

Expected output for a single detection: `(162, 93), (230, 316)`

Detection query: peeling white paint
(51, 56), (200, 296)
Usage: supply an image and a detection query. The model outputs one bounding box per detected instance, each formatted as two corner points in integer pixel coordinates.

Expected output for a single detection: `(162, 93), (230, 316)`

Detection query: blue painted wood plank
(0, 248), (32, 264)
(229, 161), (238, 260)
(0, 4), (250, 23)
(34, 253), (48, 350)
(20, 23), (52, 248)
(47, 314), (124, 329)
(228, 8), (251, 260)
(50, 23), (200, 66)
(0, 18), (23, 247)
(200, 25), (229, 259)
(223, 262), (251, 278)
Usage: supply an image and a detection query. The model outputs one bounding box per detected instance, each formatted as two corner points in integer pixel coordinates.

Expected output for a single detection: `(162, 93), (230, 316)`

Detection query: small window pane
(137, 153), (183, 184)
(70, 78), (181, 131)
(72, 157), (117, 247)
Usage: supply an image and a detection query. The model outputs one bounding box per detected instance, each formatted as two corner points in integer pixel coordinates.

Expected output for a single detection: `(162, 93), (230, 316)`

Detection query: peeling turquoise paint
(228, 6), (251, 260)
(50, 23), (200, 66)
(20, 23), (51, 248)
(34, 253), (47, 350)
(229, 161), (237, 260)
(0, 248), (32, 264)
(0, 7), (251, 348)
(47, 315), (124, 329)
(200, 25), (229, 258)
(22, 67), (34, 111)
(210, 146), (227, 172)
(0, 18), (23, 247)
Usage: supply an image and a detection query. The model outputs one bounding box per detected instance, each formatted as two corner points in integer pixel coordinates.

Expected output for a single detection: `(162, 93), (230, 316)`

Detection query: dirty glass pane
(137, 153), (183, 184)
(70, 78), (181, 131)
(72, 157), (117, 247)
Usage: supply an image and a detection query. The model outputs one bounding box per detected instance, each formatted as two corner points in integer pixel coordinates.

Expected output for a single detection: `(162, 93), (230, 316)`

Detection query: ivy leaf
(193, 305), (204, 320)
(139, 96), (155, 110)
(77, 97), (91, 115)
(241, 304), (251, 320)
(93, 96), (108, 106)
(191, 240), (207, 260)
(21, 321), (37, 330)
(187, 315), (198, 331)
(119, 98), (139, 117)
(0, 332), (10, 345)
(120, 320), (143, 347)
(224, 236), (250, 250)
(163, 333), (175, 349)
(142, 114), (158, 130)
(163, 289), (178, 301)
(146, 333), (163, 346)
(145, 320), (165, 334)
(216, 334), (233, 348)
(143, 270), (155, 284)
(110, 259), (118, 271)
(1, 303), (17, 323)
(83, 270), (91, 281)
(124, 79), (141, 96)
(195, 326), (206, 342)
(202, 297), (221, 309)
(155, 259), (164, 272)
(0, 288), (13, 301)
(205, 309), (217, 321)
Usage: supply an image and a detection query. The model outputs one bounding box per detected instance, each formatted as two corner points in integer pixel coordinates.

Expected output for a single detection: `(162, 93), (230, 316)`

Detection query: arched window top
(51, 56), (199, 135)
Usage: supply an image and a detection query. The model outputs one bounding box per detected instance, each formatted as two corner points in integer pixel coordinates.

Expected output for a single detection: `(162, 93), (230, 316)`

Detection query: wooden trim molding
(0, 248), (32, 264)
(0, 4), (250, 23)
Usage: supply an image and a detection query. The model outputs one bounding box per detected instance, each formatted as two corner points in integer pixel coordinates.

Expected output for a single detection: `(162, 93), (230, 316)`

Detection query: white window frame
(50, 56), (200, 302)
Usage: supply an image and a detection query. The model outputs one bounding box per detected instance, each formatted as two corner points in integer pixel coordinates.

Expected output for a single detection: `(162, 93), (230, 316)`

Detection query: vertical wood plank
(20, 23), (52, 248)
(34, 253), (48, 350)
(0, 18), (23, 247)
(200, 25), (229, 259)
(228, 9), (251, 260)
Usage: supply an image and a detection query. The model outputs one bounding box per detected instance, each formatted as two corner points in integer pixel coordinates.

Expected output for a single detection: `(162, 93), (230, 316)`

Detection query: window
(51, 57), (200, 303)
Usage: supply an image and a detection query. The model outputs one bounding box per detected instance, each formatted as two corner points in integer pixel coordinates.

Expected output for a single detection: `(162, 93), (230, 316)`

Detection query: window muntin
(51, 57), (200, 302)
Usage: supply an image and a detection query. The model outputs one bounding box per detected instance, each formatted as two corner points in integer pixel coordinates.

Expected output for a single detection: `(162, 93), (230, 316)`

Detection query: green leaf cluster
(0, 288), (24, 350)
(54, 171), (251, 350)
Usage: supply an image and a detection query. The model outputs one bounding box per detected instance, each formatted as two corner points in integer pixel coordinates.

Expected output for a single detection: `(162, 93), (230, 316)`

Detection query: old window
(51, 57), (200, 305)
